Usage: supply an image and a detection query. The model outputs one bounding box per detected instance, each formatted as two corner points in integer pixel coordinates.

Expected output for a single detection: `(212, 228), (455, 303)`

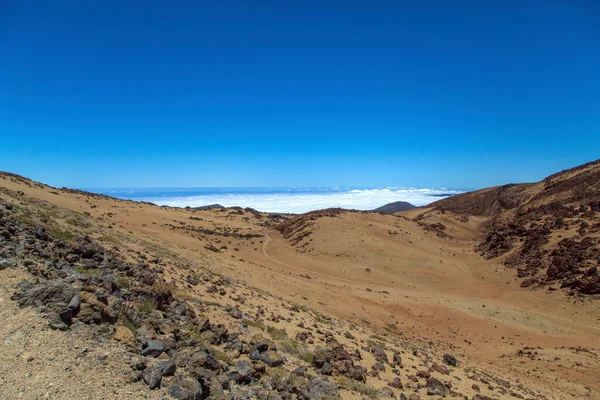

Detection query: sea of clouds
(101, 187), (463, 214)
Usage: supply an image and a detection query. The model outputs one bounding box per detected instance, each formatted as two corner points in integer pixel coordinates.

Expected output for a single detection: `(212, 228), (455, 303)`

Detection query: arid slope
(1, 169), (599, 400)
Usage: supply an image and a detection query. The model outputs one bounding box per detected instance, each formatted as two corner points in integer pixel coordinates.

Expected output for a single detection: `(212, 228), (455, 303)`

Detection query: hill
(371, 201), (416, 213)
(1, 170), (599, 399)
(431, 159), (600, 295)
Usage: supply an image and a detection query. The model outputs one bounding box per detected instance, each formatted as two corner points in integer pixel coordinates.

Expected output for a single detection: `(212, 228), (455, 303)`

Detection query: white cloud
(135, 188), (462, 214)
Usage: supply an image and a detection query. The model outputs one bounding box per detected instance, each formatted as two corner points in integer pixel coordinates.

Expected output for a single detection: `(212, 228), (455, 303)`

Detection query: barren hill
(1, 167), (599, 400)
(372, 202), (416, 214)
(430, 159), (600, 295)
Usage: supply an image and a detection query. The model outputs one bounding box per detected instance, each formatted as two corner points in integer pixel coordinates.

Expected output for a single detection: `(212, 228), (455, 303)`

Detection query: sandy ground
(0, 268), (165, 400)
(2, 174), (599, 399)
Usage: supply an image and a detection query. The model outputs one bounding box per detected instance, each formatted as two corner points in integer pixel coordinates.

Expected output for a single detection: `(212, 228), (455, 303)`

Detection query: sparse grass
(384, 323), (398, 332)
(266, 325), (288, 341)
(222, 277), (232, 286)
(139, 297), (157, 315)
(14, 213), (35, 228)
(370, 334), (387, 342)
(335, 376), (380, 398)
(292, 303), (309, 313)
(115, 275), (132, 290)
(66, 216), (92, 229)
(366, 338), (387, 350)
(268, 368), (305, 391)
(279, 339), (313, 363)
(72, 265), (100, 276)
(119, 311), (141, 333)
(246, 319), (265, 330)
(100, 233), (122, 245)
(312, 312), (328, 324)
(203, 300), (221, 307)
(211, 348), (233, 363)
(188, 330), (210, 347)
(49, 225), (77, 242)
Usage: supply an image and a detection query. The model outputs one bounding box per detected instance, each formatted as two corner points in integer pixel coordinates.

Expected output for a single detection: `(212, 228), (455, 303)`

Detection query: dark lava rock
(142, 367), (162, 389)
(308, 377), (339, 399)
(15, 280), (33, 291)
(427, 377), (447, 396)
(443, 353), (458, 366)
(168, 375), (203, 400)
(388, 377), (403, 389)
(348, 365), (367, 382)
(260, 350), (284, 367)
(372, 345), (388, 364)
(292, 366), (307, 376)
(254, 342), (269, 353)
(392, 351), (403, 368)
(236, 360), (253, 382)
(0, 258), (13, 270)
(67, 294), (80, 314)
(158, 360), (177, 377)
(432, 362), (450, 375)
(14, 279), (77, 307)
(319, 361), (333, 375)
(190, 351), (220, 371)
(141, 340), (164, 358)
(372, 362), (385, 372)
(130, 357), (147, 371)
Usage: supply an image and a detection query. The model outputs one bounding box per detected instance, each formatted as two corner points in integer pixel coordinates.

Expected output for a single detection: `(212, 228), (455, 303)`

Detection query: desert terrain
(0, 162), (599, 399)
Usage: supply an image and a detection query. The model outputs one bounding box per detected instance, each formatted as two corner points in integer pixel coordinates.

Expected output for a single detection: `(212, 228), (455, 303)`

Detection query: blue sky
(1, 1), (599, 189)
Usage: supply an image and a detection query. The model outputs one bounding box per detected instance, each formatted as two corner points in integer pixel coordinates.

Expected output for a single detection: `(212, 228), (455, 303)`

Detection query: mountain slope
(1, 170), (599, 399)
(431, 159), (600, 294)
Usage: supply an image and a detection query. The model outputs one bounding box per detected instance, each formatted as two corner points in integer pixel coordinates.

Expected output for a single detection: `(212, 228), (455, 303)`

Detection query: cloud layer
(123, 188), (462, 214)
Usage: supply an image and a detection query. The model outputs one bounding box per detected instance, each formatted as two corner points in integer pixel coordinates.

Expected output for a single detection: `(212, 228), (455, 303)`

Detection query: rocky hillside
(431, 159), (600, 295)
(0, 179), (546, 399)
(275, 208), (350, 246)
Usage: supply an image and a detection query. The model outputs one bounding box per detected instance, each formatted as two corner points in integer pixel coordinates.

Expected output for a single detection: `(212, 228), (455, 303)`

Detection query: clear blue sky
(1, 1), (599, 189)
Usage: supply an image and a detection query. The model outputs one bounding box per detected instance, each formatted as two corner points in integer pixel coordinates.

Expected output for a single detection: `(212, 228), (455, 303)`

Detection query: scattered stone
(308, 377), (339, 399)
(158, 360), (177, 376)
(388, 377), (403, 389)
(260, 350), (284, 367)
(427, 377), (447, 396)
(443, 353), (458, 366)
(169, 375), (203, 399)
(236, 360), (253, 382)
(292, 366), (307, 376)
(142, 367), (162, 389)
(372, 345), (388, 364)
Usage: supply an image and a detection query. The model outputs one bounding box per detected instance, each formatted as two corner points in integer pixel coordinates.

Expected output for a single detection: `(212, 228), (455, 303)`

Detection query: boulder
(168, 375), (203, 400)
(158, 360), (177, 377)
(14, 279), (77, 307)
(426, 377), (447, 397)
(372, 345), (388, 364)
(142, 367), (162, 389)
(443, 353), (458, 367)
(260, 350), (284, 367)
(388, 377), (403, 389)
(308, 377), (340, 399)
(141, 340), (164, 358)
